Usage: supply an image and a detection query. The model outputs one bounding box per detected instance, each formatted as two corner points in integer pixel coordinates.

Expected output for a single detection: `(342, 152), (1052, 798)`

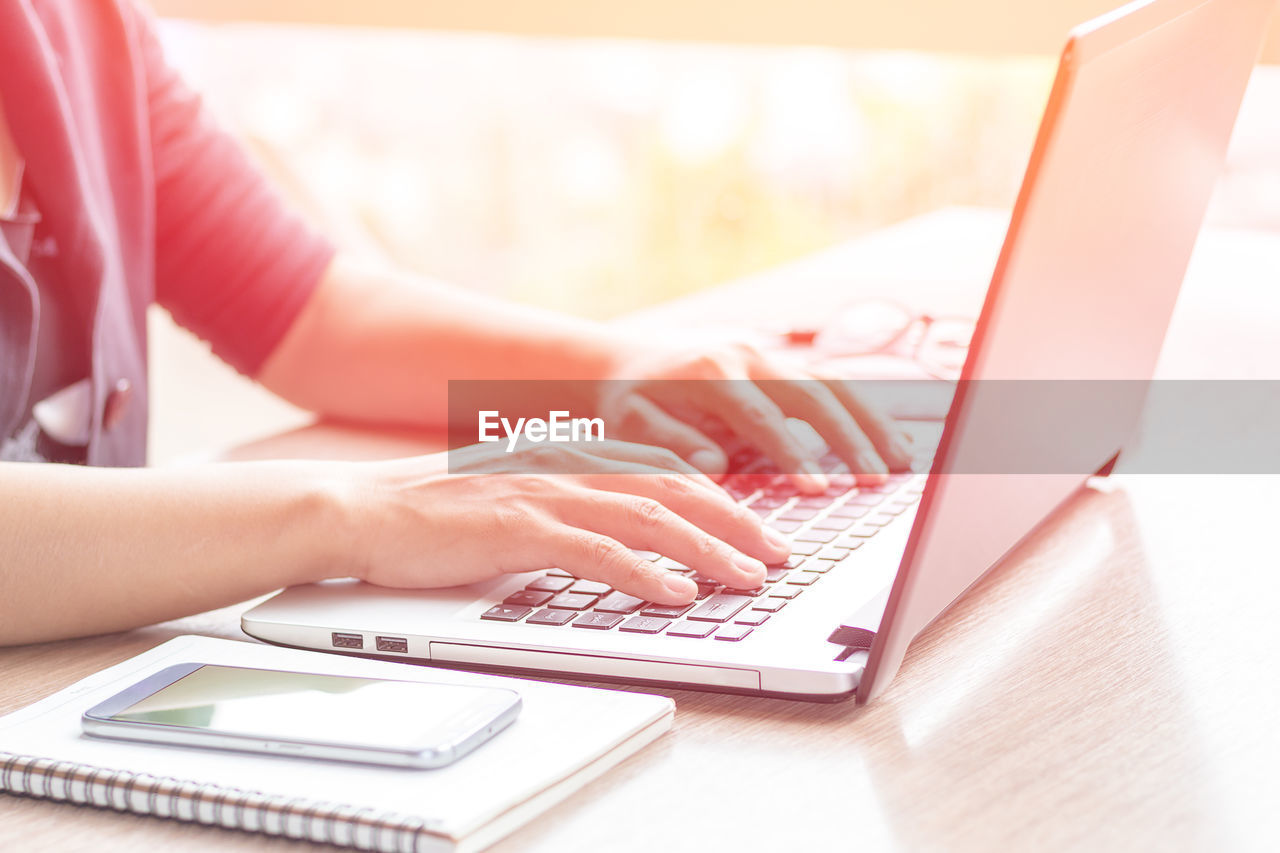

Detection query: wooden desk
(4, 209), (1279, 851)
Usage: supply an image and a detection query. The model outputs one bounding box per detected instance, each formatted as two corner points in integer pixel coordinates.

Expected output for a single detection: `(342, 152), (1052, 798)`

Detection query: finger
(754, 374), (892, 484)
(610, 395), (729, 476)
(708, 382), (828, 494)
(545, 525), (698, 605)
(557, 492), (768, 590)
(581, 471), (791, 565)
(822, 377), (915, 471)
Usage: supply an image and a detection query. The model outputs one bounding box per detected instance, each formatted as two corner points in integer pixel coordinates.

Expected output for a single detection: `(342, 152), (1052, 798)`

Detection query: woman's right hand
(332, 440), (791, 605)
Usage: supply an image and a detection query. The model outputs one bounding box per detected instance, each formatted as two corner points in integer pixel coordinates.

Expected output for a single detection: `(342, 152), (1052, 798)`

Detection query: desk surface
(4, 209), (1279, 852)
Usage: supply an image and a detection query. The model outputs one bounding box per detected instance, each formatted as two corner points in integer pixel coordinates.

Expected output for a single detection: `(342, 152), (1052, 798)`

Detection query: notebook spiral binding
(0, 751), (446, 851)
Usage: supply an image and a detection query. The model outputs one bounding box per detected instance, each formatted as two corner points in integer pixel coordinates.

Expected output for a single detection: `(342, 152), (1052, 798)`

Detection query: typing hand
(599, 339), (914, 494)
(339, 441), (788, 605)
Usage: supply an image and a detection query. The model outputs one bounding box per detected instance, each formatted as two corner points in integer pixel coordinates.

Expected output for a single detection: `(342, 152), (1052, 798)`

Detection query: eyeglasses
(778, 300), (975, 379)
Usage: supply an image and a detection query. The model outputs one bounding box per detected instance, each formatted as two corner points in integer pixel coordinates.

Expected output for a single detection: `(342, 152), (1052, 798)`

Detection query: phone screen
(106, 665), (505, 750)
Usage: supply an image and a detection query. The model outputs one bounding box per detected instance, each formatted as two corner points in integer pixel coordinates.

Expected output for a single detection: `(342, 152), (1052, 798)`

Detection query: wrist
(277, 460), (369, 586)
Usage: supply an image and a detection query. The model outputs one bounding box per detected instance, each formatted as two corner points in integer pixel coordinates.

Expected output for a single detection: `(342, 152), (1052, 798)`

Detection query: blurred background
(143, 1), (1280, 463)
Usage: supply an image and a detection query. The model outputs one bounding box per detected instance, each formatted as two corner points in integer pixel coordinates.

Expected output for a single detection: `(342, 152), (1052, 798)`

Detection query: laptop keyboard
(480, 450), (926, 642)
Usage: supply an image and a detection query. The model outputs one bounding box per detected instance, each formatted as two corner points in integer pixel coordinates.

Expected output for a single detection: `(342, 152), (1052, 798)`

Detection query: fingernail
(764, 528), (790, 551)
(887, 441), (914, 470)
(662, 573), (697, 598)
(731, 552), (767, 582)
(690, 448), (727, 475)
(800, 461), (828, 490)
(829, 472), (857, 491)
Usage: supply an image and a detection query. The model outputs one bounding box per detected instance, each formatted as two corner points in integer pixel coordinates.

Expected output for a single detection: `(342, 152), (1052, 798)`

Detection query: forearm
(258, 256), (639, 429)
(0, 460), (348, 645)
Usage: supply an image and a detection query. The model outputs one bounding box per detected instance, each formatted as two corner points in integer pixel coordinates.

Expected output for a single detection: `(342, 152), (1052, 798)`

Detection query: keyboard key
(830, 537), (867, 551)
(595, 592), (646, 614)
(848, 493), (887, 507)
(811, 515), (856, 531)
(799, 559), (833, 574)
(481, 605), (531, 622)
(795, 495), (833, 509)
(752, 598), (788, 612)
(573, 612), (624, 630)
(844, 527), (880, 539)
(570, 580), (612, 596)
(616, 617), (670, 630)
(785, 572), (821, 586)
(655, 557), (693, 573)
(795, 528), (838, 544)
(631, 550), (661, 561)
(790, 541), (822, 557)
(546, 592), (599, 610)
(815, 547), (853, 561)
(546, 568), (575, 578)
(828, 504), (870, 519)
(694, 584), (718, 599)
(777, 507), (819, 521)
(619, 616), (673, 634)
(862, 516), (894, 528)
(764, 568), (790, 583)
(527, 608), (575, 626)
(722, 586), (766, 597)
(768, 519), (804, 534)
(641, 603), (693, 619)
(527, 575), (574, 593)
(667, 621), (717, 638)
(686, 594), (754, 623)
(504, 590), (553, 607)
(735, 611), (770, 626)
(769, 585), (803, 599)
(715, 624), (753, 642)
(877, 505), (907, 517)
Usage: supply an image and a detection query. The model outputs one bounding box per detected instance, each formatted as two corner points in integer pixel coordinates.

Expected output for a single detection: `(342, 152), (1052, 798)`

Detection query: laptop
(243, 0), (1275, 703)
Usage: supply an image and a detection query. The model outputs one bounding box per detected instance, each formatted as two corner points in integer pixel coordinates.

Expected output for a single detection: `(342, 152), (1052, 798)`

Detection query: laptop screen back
(860, 0), (1277, 702)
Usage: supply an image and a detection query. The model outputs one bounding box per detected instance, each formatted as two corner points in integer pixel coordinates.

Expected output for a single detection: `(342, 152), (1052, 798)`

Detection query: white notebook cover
(0, 635), (675, 852)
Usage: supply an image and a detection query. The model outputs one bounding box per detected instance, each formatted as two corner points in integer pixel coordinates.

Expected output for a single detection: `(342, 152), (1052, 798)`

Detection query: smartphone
(81, 663), (521, 769)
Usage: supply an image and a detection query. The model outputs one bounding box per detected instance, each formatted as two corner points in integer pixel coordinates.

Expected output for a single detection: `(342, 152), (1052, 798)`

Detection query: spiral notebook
(0, 635), (674, 852)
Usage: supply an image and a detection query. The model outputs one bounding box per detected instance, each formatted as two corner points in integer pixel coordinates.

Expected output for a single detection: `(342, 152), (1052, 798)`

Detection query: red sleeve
(133, 5), (336, 377)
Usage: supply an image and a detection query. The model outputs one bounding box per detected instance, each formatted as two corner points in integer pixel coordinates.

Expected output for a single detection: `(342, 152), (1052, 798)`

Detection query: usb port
(376, 636), (409, 654)
(331, 632), (364, 649)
